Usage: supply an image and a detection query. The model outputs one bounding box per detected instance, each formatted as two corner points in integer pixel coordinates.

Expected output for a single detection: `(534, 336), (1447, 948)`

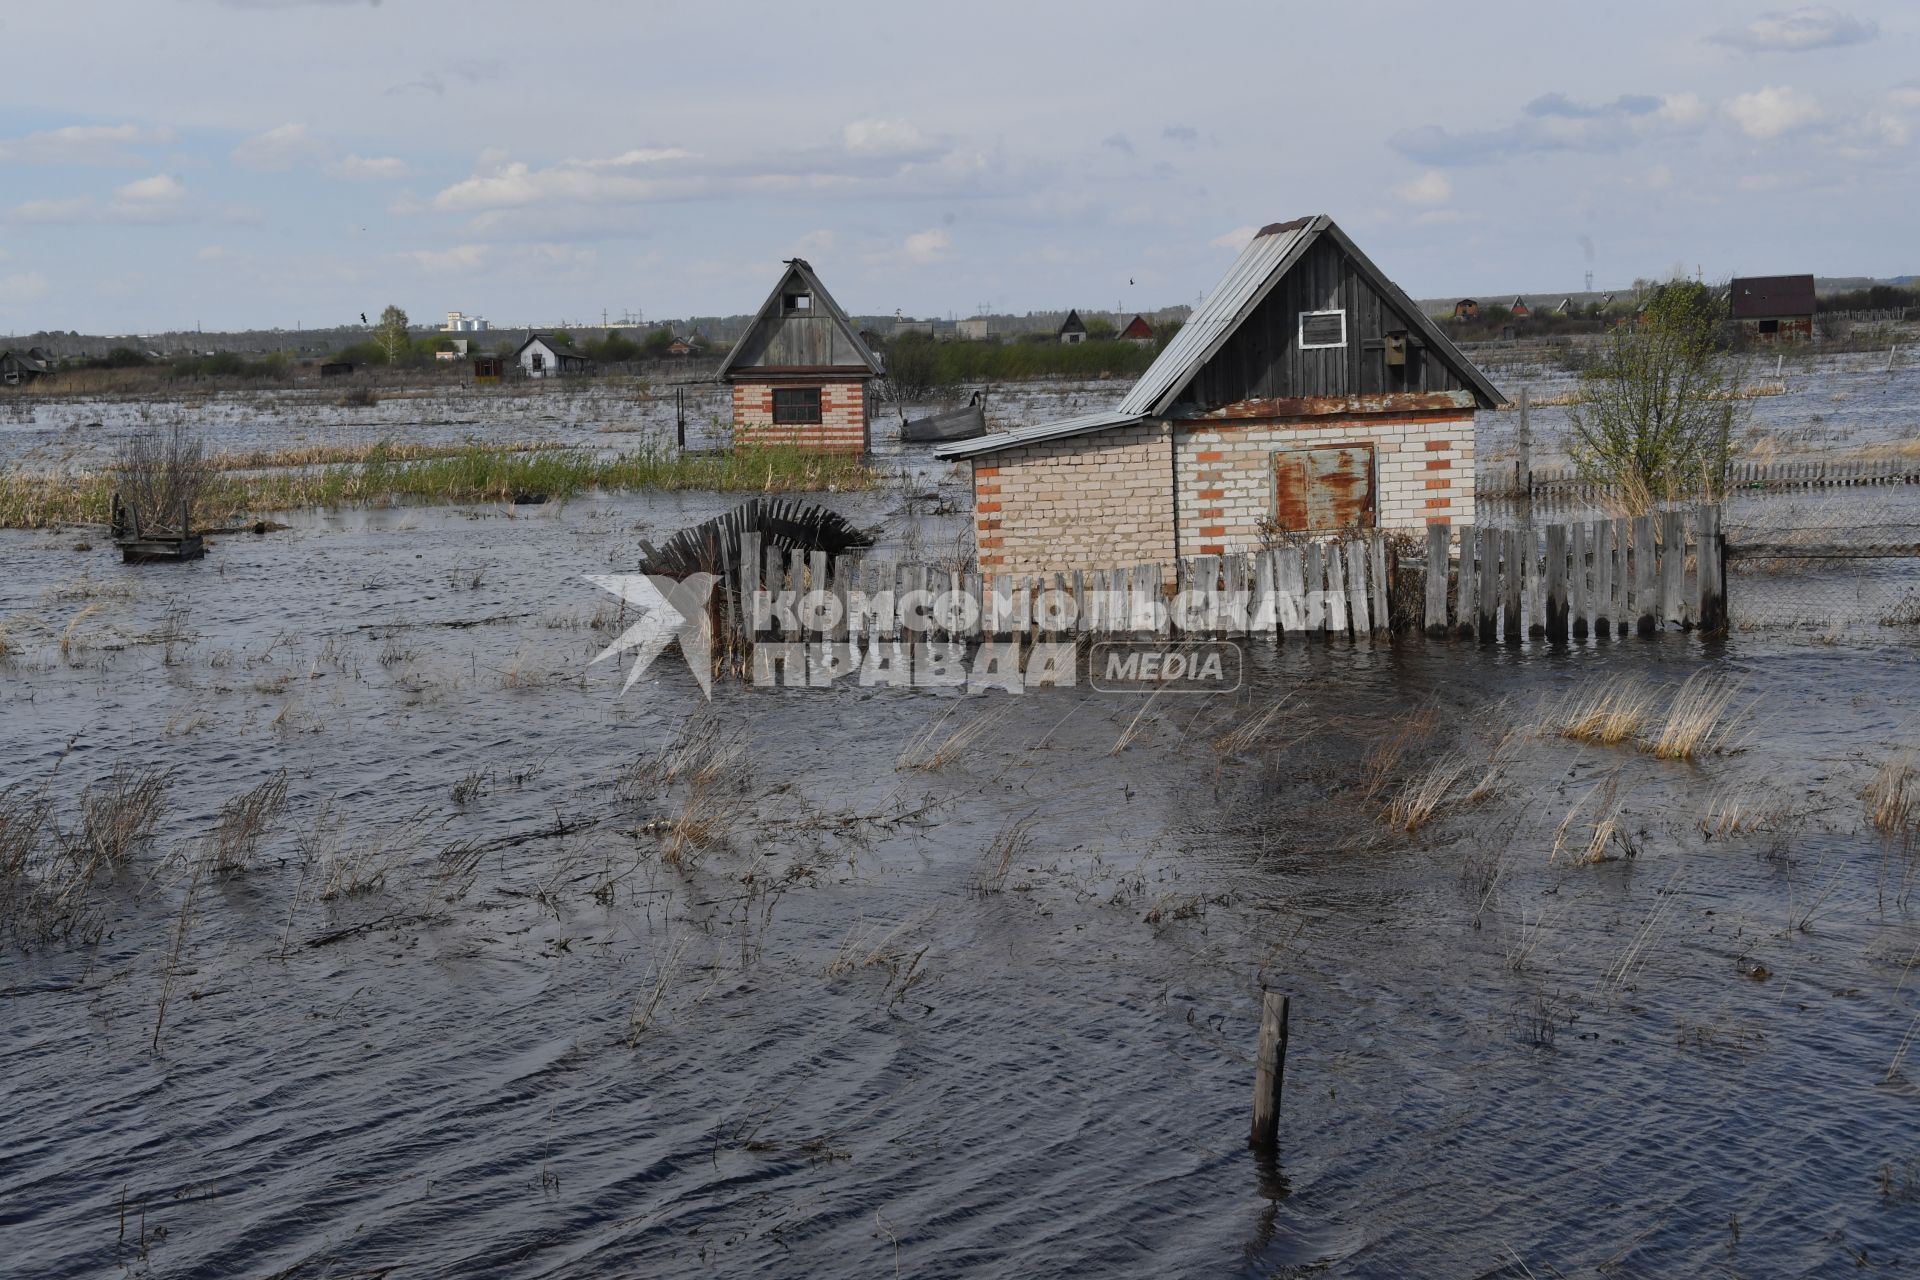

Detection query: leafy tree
(373, 305), (410, 364)
(641, 327), (677, 357)
(1567, 280), (1739, 500)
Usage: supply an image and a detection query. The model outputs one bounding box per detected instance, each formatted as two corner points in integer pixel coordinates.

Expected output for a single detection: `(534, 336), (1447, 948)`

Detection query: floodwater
(4, 363), (1920, 1276)
(4, 485), (1920, 1277)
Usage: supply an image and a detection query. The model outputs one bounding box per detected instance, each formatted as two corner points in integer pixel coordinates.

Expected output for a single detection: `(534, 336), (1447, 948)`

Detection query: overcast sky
(1, 1), (1915, 334)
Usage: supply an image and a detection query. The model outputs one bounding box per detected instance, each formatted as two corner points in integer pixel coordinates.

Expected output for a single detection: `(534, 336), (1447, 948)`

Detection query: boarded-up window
(1298, 309), (1347, 349)
(1271, 444), (1375, 531)
(773, 386), (823, 424)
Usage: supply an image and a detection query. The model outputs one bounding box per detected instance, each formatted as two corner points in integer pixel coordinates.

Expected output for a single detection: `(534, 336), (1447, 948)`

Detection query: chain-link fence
(1725, 488), (1920, 631)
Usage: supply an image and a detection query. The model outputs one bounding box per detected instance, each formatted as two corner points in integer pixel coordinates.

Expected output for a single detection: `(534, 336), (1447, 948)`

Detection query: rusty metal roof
(1729, 274), (1815, 319)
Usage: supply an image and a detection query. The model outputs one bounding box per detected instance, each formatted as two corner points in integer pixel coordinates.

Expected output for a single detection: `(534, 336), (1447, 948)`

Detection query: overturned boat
(899, 391), (986, 444)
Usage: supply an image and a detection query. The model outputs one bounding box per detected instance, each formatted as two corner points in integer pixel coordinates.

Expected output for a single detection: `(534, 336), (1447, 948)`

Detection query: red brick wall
(732, 379), (868, 452)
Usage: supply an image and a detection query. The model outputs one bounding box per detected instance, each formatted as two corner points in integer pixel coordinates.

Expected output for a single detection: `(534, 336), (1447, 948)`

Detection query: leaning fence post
(1249, 990), (1290, 1151)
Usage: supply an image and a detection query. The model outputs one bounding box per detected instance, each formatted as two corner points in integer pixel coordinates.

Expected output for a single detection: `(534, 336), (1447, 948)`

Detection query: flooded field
(3, 478), (1919, 1278)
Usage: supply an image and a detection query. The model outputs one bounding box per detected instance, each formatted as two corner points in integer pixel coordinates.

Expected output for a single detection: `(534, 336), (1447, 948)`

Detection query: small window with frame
(1298, 309), (1347, 349)
(782, 292), (813, 314)
(772, 386), (823, 424)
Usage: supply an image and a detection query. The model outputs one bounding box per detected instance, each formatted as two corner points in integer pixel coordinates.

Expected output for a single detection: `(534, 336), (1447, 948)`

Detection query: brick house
(719, 259), (883, 453)
(935, 215), (1505, 576)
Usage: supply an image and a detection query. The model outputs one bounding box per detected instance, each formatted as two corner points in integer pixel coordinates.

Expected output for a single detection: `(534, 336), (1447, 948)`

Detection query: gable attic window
(1299, 309), (1347, 349)
(772, 386), (822, 424)
(782, 291), (813, 314)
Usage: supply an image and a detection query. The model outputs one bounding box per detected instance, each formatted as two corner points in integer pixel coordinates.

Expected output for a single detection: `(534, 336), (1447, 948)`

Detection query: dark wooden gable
(719, 260), (883, 378)
(1175, 235), (1479, 410)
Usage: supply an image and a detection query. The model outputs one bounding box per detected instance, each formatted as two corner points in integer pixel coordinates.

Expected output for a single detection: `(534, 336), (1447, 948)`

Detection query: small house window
(1758, 318), (1780, 335)
(772, 386), (823, 424)
(783, 292), (812, 314)
(1299, 310), (1347, 349)
(531, 352), (545, 371)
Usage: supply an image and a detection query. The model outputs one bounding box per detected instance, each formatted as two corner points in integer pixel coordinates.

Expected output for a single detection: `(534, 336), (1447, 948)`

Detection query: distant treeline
(66, 348), (294, 380)
(1816, 283), (1918, 313)
(879, 325), (1181, 394)
(327, 327), (684, 368)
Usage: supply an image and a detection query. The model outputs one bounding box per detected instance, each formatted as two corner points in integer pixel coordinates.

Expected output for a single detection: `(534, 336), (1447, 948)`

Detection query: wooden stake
(1249, 991), (1290, 1151)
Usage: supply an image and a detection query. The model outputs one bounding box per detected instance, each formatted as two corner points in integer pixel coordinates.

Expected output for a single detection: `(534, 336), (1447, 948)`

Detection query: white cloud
(1725, 86), (1823, 138)
(792, 228), (837, 256)
(902, 228), (950, 263)
(232, 122), (329, 171)
(1393, 92), (1709, 166)
(1712, 7), (1877, 53)
(196, 245), (229, 262)
(0, 123), (176, 165)
(328, 154), (410, 181)
(843, 119), (928, 155)
(406, 244), (490, 273)
(1, 271), (51, 304)
(1890, 85), (1920, 110)
(115, 173), (185, 203)
(1209, 225), (1259, 251)
(1395, 170), (1452, 206)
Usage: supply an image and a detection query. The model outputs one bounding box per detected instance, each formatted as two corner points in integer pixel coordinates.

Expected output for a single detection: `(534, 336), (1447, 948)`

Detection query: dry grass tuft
(1385, 753), (1473, 832)
(1361, 703), (1440, 797)
(1649, 673), (1743, 761)
(69, 765), (171, 872)
(1866, 750), (1918, 837)
(974, 813), (1038, 893)
(898, 702), (1010, 770)
(1212, 697), (1294, 757)
(1556, 677), (1660, 746)
(1551, 773), (1635, 865)
(208, 769), (290, 874)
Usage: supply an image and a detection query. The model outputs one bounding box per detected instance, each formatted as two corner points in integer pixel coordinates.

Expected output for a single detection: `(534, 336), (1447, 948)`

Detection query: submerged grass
(0, 444), (886, 528)
(1556, 677), (1660, 746)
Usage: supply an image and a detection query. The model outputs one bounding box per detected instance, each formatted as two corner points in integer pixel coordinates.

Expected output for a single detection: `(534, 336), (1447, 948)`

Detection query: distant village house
(1057, 309), (1088, 344)
(515, 333), (593, 378)
(956, 317), (992, 341)
(1508, 296), (1530, 319)
(1729, 274), (1815, 341)
(0, 347), (55, 386)
(1452, 299), (1479, 320)
(1119, 314), (1155, 344)
(936, 215), (1503, 576)
(719, 259), (883, 453)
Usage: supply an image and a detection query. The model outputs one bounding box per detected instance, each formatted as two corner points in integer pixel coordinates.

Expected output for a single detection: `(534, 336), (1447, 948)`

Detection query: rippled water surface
(3, 384), (1920, 1278)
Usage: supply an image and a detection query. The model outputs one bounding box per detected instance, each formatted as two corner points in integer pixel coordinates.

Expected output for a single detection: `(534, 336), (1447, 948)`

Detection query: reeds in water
(1649, 673), (1743, 761)
(1556, 677), (1660, 746)
(1866, 751), (1917, 837)
(1385, 752), (1473, 832)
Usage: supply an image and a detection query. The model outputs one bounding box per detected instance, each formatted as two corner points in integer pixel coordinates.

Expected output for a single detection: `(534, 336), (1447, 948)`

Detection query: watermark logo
(1089, 641), (1243, 693)
(586, 573), (716, 696)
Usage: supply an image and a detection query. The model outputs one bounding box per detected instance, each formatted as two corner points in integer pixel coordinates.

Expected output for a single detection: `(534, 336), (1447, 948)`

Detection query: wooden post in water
(1456, 528), (1476, 639)
(1304, 543), (1325, 633)
(1660, 509), (1686, 630)
(1370, 534), (1390, 634)
(1477, 528), (1498, 643)
(1570, 522), (1589, 640)
(1424, 523), (1450, 637)
(1592, 520), (1612, 638)
(1325, 541), (1348, 637)
(1698, 505), (1725, 633)
(1633, 515), (1658, 635)
(1503, 529), (1524, 644)
(1545, 523), (1569, 641)
(1249, 991), (1290, 1151)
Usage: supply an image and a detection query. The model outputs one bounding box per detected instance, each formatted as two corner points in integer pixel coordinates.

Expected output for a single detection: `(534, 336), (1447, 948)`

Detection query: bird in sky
(360, 312), (368, 325)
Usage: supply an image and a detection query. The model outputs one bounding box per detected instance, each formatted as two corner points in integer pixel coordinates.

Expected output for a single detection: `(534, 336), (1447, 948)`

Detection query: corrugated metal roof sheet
(936, 213), (1503, 461)
(932, 410), (1142, 460)
(1117, 216), (1320, 417)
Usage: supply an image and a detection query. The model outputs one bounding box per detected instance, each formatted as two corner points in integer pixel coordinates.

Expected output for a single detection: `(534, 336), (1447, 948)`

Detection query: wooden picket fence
(725, 503), (1725, 653)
